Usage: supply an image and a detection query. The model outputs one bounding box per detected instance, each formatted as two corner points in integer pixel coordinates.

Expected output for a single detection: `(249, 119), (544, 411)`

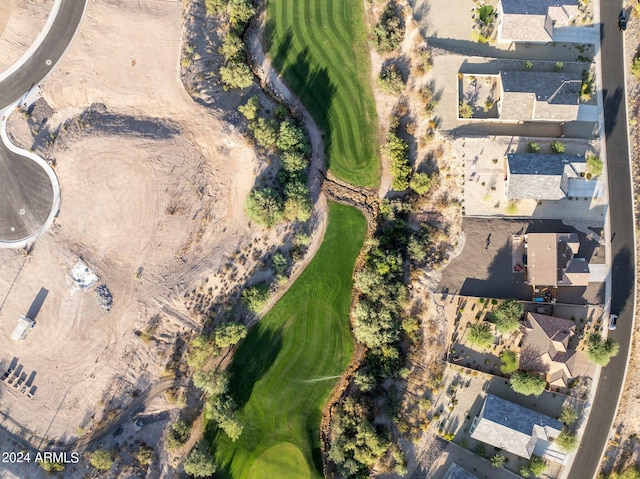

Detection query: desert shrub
(136, 444), (154, 466)
(551, 141), (566, 154)
(528, 141), (541, 153)
(373, 4), (404, 53)
(245, 187), (284, 227)
(559, 406), (579, 425)
(89, 449), (114, 471)
(409, 172), (431, 195)
(459, 102), (473, 119)
(38, 461), (65, 472)
(632, 58), (640, 77)
(478, 5), (495, 24)
(490, 454), (505, 468)
(586, 152), (603, 177)
(377, 63), (405, 94)
(383, 132), (411, 191)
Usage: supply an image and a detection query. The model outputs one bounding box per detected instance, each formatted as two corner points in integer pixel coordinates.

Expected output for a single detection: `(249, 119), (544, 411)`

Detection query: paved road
(0, 0), (85, 243)
(568, 1), (637, 478)
(0, 1), (85, 109)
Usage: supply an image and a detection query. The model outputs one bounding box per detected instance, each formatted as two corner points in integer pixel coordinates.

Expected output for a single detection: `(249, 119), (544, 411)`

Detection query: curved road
(0, 0), (86, 245)
(569, 1), (637, 478)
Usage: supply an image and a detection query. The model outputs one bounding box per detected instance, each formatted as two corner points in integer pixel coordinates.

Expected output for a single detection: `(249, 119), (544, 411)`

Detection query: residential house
(443, 463), (479, 479)
(523, 312), (578, 387)
(506, 154), (604, 201)
(524, 232), (590, 288)
(496, 0), (580, 43)
(470, 394), (565, 463)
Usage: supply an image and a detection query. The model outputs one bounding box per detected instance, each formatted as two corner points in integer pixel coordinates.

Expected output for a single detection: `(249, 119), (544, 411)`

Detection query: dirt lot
(0, 1), (297, 477)
(0, 0), (52, 74)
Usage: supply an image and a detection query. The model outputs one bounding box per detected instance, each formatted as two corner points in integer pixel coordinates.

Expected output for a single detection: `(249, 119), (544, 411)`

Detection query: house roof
(528, 312), (575, 343)
(471, 394), (562, 458)
(506, 154), (586, 200)
(499, 71), (582, 120)
(526, 233), (558, 286)
(443, 463), (479, 479)
(499, 0), (579, 42)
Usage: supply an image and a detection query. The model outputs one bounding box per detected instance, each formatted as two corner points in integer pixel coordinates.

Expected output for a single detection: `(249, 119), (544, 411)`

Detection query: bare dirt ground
(599, 6), (640, 475)
(0, 0), (52, 73)
(0, 1), (310, 477)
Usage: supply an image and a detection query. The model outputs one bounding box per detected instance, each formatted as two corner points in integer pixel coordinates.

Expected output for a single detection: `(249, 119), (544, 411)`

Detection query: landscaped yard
(210, 202), (367, 479)
(265, 0), (380, 187)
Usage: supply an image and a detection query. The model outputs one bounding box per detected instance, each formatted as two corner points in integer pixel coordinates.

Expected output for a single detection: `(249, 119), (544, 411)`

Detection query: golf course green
(265, 0), (380, 187)
(210, 202), (367, 478)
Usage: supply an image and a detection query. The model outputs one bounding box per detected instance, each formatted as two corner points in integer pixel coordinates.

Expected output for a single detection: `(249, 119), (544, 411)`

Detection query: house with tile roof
(496, 0), (580, 43)
(443, 463), (479, 479)
(470, 394), (565, 462)
(524, 232), (590, 288)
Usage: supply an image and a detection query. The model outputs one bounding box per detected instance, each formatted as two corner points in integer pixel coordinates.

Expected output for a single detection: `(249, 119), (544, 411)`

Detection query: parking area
(438, 217), (605, 303)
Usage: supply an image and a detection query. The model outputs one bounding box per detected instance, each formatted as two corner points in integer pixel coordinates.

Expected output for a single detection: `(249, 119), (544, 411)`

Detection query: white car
(609, 314), (618, 331)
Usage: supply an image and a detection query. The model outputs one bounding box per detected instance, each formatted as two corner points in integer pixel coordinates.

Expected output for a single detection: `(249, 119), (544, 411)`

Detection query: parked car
(619, 10), (628, 31)
(609, 314), (618, 330)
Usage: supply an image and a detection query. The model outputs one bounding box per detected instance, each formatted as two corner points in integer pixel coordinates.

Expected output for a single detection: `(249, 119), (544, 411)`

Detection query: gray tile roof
(443, 463), (479, 479)
(501, 0), (578, 16)
(471, 394), (562, 458)
(499, 0), (579, 42)
(506, 154), (586, 200)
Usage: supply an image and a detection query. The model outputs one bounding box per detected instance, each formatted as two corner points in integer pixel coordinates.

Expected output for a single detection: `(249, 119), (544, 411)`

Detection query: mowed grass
(265, 0), (380, 188)
(210, 202), (367, 479)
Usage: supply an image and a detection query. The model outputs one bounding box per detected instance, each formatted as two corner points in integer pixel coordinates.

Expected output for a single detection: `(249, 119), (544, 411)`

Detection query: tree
(555, 429), (578, 452)
(559, 406), (579, 425)
(206, 396), (244, 441)
(277, 121), (309, 153)
(283, 180), (312, 222)
(490, 453), (505, 468)
(241, 283), (270, 312)
(218, 33), (245, 63)
(238, 96), (259, 120)
(186, 334), (216, 370)
(586, 333), (620, 366)
(272, 252), (288, 276)
(227, 0), (255, 26)
(407, 235), (427, 262)
(250, 118), (279, 149)
(245, 187), (284, 227)
(219, 61), (253, 90)
(466, 323), (494, 350)
(509, 371), (546, 396)
(214, 322), (247, 348)
(499, 350), (519, 374)
(409, 172), (431, 195)
(89, 449), (113, 470)
(354, 370), (376, 392)
(384, 133), (411, 191)
(492, 298), (523, 334)
(193, 369), (228, 396)
(204, 0), (225, 15)
(280, 150), (309, 173)
(184, 440), (217, 477)
(166, 419), (192, 449)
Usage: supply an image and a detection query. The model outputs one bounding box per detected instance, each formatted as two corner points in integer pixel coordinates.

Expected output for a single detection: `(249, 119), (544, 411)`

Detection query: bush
(459, 102), (473, 119)
(241, 283), (270, 312)
(529, 456), (547, 475)
(490, 454), (505, 468)
(166, 420), (192, 450)
(555, 429), (578, 452)
(510, 371), (546, 396)
(467, 323), (494, 350)
(528, 141), (541, 153)
(377, 63), (405, 94)
(219, 61), (253, 90)
(586, 333), (620, 366)
(554, 61), (564, 72)
(500, 350), (519, 374)
(136, 444), (154, 466)
(551, 141), (566, 154)
(586, 152), (603, 177)
(478, 5), (495, 24)
(184, 440), (217, 477)
(89, 449), (113, 471)
(383, 133), (411, 191)
(632, 57), (640, 77)
(245, 187), (284, 227)
(559, 406), (579, 425)
(373, 4), (404, 53)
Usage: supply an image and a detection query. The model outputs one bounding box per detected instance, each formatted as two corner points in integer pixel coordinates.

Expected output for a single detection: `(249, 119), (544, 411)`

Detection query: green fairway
(265, 0), (380, 187)
(210, 202), (367, 478)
